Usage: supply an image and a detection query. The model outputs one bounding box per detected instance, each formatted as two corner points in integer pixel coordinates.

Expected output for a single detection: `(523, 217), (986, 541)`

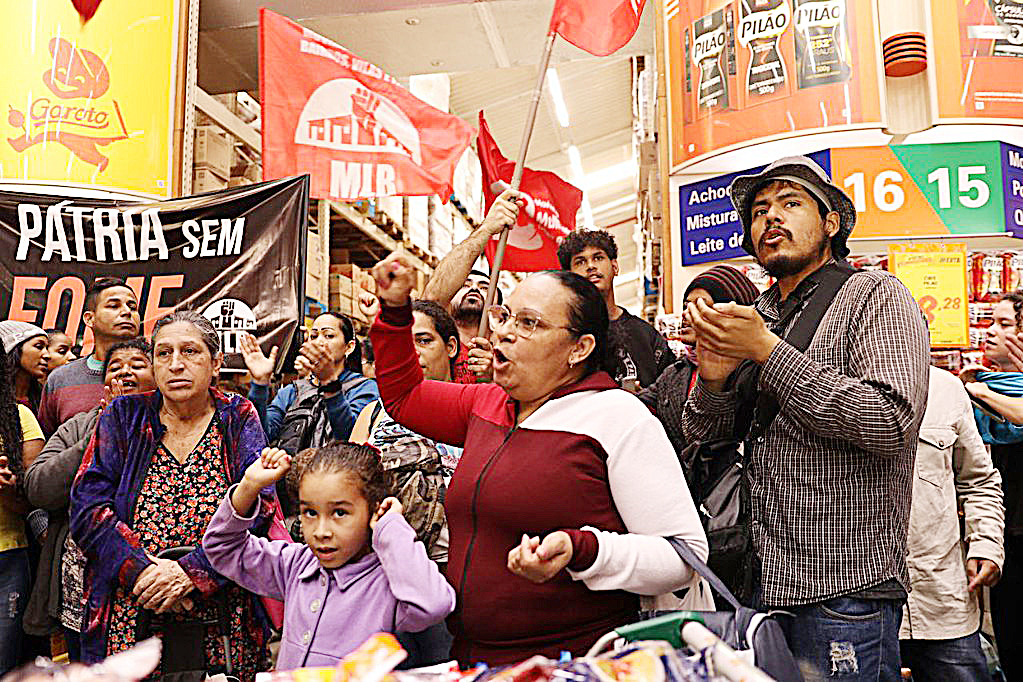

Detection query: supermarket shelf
(327, 200), (435, 275)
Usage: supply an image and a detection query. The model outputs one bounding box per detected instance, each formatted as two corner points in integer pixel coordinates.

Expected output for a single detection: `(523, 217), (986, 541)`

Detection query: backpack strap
(350, 400), (385, 445)
(340, 375), (370, 394)
(747, 261), (857, 438)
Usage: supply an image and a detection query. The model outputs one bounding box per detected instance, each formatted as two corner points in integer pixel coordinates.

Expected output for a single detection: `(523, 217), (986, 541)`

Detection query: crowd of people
(0, 154), (1018, 682)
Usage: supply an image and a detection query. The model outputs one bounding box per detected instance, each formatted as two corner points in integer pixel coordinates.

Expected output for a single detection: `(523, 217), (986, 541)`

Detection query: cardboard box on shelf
(194, 126), (232, 179)
(330, 264), (376, 294)
(376, 196), (405, 230)
(329, 290), (354, 315)
(193, 168), (228, 193)
(329, 273), (354, 299)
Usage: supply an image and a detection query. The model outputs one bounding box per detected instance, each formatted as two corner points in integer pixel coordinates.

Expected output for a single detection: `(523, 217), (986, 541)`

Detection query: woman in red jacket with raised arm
(369, 253), (709, 666)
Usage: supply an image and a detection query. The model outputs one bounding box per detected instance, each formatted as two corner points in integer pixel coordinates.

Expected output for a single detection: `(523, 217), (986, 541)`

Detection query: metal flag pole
(476, 28), (558, 339)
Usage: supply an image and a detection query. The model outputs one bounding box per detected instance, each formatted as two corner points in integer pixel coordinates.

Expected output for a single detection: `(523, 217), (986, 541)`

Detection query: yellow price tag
(888, 243), (970, 348)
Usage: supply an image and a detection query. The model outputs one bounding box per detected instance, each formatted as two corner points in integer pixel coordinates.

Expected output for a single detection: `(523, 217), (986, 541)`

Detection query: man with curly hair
(557, 230), (673, 389)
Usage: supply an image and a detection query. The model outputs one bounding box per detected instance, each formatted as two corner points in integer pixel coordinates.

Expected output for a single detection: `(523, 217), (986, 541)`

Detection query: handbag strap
(666, 536), (742, 611)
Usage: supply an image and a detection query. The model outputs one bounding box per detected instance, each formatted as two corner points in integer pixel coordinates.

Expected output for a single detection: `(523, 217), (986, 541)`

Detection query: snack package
(971, 252), (1005, 302)
(1005, 251), (1023, 294)
(257, 635), (406, 682)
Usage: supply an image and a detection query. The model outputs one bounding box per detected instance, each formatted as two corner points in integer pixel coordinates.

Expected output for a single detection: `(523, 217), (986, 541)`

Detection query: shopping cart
(135, 547), (236, 682)
(586, 612), (775, 682)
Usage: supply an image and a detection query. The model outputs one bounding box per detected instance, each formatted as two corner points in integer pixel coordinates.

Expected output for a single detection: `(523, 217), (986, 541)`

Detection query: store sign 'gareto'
(677, 142), (1023, 266)
(0, 1), (178, 197)
(7, 38), (129, 172)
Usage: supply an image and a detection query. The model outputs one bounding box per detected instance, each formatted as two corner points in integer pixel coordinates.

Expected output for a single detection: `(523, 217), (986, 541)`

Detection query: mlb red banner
(478, 112), (582, 272)
(549, 0), (647, 56)
(260, 9), (474, 200)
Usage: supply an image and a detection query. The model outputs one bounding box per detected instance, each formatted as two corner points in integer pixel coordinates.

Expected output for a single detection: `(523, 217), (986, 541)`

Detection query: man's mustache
(758, 225), (792, 250)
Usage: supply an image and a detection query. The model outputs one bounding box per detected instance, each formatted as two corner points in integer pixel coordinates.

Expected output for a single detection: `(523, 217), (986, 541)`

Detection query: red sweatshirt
(371, 304), (707, 666)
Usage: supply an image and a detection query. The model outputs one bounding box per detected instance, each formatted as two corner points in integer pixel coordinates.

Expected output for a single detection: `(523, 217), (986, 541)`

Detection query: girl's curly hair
(285, 441), (392, 511)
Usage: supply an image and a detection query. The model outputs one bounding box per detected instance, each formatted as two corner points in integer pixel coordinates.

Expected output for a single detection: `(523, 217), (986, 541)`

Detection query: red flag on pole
(72, 0), (103, 22)
(549, 0), (647, 56)
(477, 112), (582, 272)
(260, 9), (474, 200)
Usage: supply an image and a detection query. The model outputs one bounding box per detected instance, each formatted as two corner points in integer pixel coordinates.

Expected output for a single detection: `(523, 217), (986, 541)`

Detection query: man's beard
(759, 230), (830, 278)
(452, 293), (484, 324)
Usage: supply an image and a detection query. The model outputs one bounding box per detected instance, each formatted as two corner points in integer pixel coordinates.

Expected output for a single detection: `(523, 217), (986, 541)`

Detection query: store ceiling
(198, 0), (651, 309)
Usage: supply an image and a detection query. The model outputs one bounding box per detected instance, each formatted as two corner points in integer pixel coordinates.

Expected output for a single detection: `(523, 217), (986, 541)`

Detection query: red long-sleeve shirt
(371, 304), (706, 665)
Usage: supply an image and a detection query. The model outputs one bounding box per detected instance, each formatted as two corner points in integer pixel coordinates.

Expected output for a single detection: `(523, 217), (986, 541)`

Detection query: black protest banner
(0, 176), (309, 370)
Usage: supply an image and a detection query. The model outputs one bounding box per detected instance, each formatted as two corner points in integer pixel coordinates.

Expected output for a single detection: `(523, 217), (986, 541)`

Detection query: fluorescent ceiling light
(567, 145), (585, 183)
(546, 68), (570, 127)
(583, 160), (638, 191)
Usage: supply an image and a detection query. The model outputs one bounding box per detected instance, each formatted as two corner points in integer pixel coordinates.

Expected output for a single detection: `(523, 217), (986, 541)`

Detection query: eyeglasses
(487, 305), (571, 339)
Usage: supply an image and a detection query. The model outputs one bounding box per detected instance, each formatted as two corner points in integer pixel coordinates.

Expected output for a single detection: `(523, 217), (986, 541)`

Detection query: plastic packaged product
(256, 634), (407, 682)
(971, 252), (1005, 302)
(1004, 251), (1023, 293)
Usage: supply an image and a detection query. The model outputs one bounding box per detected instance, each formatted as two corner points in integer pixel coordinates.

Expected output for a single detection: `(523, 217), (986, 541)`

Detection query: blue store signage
(679, 150), (830, 265)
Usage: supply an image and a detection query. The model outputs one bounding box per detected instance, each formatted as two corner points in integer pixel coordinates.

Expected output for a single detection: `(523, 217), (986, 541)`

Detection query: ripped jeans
(0, 549), (30, 676)
(783, 595), (903, 681)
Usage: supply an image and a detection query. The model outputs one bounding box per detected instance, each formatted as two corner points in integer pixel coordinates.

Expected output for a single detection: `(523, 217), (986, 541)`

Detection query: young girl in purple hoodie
(202, 442), (455, 670)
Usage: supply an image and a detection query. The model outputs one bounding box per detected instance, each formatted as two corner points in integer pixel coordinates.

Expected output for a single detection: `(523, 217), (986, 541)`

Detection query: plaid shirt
(682, 270), (930, 607)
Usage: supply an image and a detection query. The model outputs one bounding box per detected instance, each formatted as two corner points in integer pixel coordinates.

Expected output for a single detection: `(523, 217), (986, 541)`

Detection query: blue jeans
(0, 549), (30, 676)
(784, 596), (903, 681)
(899, 632), (991, 682)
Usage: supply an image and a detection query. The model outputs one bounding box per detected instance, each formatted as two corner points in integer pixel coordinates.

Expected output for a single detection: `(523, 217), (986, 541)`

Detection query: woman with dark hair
(369, 254), (708, 666)
(638, 265), (759, 454)
(240, 313), (380, 450)
(0, 344), (47, 675)
(70, 311), (276, 678)
(0, 322), (52, 412)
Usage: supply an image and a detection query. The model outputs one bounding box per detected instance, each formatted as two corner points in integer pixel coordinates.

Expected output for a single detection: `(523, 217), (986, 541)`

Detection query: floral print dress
(105, 420), (268, 681)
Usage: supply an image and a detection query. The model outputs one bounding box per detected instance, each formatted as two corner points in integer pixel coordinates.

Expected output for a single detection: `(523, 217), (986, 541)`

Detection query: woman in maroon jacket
(369, 253), (708, 666)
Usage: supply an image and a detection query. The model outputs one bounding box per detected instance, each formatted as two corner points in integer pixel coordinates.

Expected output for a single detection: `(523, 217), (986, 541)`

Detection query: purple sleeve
(70, 406), (153, 591)
(179, 402), (275, 596)
(372, 513), (456, 632)
(202, 488), (300, 601)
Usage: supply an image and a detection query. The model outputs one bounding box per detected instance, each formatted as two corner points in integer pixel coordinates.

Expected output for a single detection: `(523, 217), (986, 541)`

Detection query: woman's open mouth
(493, 347), (510, 369)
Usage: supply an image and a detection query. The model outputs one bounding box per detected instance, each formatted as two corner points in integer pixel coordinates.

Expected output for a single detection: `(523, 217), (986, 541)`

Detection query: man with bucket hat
(682, 156), (930, 680)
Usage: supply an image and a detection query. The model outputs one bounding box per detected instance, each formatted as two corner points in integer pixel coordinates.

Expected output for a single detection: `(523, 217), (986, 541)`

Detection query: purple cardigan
(203, 490), (456, 670)
(70, 389), (276, 663)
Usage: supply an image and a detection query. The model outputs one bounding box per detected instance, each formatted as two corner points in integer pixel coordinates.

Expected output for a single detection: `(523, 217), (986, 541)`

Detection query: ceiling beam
(474, 2), (511, 68)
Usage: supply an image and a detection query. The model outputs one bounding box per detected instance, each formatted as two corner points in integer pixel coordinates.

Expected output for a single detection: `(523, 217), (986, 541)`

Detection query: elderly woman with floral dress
(71, 312), (277, 680)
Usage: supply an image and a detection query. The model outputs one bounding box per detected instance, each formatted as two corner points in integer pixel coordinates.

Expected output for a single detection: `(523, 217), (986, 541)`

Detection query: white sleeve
(566, 416), (709, 595)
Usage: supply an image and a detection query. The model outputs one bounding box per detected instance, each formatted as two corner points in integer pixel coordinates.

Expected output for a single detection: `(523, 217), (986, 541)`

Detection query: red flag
(478, 112), (582, 272)
(260, 9), (474, 200)
(72, 0), (103, 22)
(549, 0), (647, 56)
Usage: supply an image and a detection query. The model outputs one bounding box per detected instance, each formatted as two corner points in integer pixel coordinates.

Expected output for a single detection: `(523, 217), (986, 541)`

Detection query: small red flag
(260, 9), (474, 200)
(72, 0), (103, 22)
(549, 0), (647, 56)
(478, 112), (582, 272)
